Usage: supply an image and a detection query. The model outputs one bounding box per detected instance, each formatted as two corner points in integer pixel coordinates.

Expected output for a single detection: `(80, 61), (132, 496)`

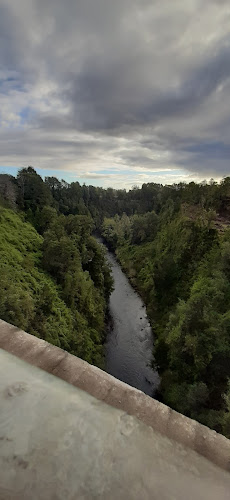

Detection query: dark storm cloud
(0, 0), (230, 183)
(68, 38), (230, 132)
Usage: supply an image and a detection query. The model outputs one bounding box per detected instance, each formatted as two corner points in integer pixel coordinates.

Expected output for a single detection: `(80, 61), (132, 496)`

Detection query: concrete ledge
(2, 349), (230, 500)
(0, 319), (230, 472)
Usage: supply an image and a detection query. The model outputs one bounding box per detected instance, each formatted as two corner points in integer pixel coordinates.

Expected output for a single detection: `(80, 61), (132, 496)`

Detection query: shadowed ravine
(97, 238), (159, 396)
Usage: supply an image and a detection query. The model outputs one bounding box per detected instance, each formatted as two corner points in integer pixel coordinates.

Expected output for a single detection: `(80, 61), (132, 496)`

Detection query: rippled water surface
(98, 238), (159, 396)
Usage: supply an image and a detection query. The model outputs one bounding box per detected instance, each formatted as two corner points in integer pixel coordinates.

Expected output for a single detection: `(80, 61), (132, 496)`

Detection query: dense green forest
(101, 178), (230, 437)
(0, 168), (113, 368)
(1, 167), (230, 437)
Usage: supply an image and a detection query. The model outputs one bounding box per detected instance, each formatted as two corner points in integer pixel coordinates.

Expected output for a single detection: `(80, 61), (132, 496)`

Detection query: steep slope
(0, 206), (111, 367)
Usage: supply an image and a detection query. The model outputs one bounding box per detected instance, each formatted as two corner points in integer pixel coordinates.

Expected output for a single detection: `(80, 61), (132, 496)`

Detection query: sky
(0, 0), (230, 189)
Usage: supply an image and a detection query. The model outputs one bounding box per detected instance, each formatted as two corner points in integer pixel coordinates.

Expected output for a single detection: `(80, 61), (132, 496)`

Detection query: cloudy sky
(0, 0), (230, 188)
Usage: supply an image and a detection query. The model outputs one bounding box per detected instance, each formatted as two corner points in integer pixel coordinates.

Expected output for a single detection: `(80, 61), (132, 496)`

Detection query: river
(98, 238), (159, 397)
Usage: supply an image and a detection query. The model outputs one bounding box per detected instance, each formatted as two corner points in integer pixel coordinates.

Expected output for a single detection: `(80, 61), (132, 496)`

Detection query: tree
(131, 211), (158, 244)
(0, 174), (18, 208)
(17, 166), (52, 213)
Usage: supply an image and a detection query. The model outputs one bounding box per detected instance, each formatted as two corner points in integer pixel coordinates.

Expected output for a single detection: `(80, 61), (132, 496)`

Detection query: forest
(0, 167), (113, 368)
(0, 167), (230, 437)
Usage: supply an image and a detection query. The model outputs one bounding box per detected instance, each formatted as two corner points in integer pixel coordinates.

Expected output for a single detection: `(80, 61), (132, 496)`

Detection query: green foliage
(102, 211), (158, 249)
(0, 174), (18, 209)
(131, 211), (158, 244)
(17, 167), (53, 214)
(0, 205), (113, 368)
(102, 214), (132, 249)
(159, 235), (230, 430)
(102, 202), (230, 436)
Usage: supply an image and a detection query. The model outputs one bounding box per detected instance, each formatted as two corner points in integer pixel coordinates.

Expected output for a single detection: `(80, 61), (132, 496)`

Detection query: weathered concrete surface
(0, 319), (230, 473)
(0, 349), (230, 500)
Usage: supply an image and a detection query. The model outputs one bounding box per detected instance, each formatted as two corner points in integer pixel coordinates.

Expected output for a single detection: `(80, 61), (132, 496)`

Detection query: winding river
(98, 238), (159, 397)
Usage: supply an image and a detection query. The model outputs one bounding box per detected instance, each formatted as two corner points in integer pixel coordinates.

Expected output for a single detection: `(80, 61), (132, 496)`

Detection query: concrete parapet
(1, 348), (230, 499)
(0, 318), (230, 472)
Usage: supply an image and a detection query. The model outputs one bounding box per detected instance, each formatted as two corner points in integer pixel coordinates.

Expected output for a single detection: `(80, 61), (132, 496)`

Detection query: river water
(98, 238), (159, 396)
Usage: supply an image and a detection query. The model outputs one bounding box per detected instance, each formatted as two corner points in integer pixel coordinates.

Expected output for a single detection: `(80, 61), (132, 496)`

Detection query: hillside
(0, 205), (113, 368)
(101, 207), (230, 437)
